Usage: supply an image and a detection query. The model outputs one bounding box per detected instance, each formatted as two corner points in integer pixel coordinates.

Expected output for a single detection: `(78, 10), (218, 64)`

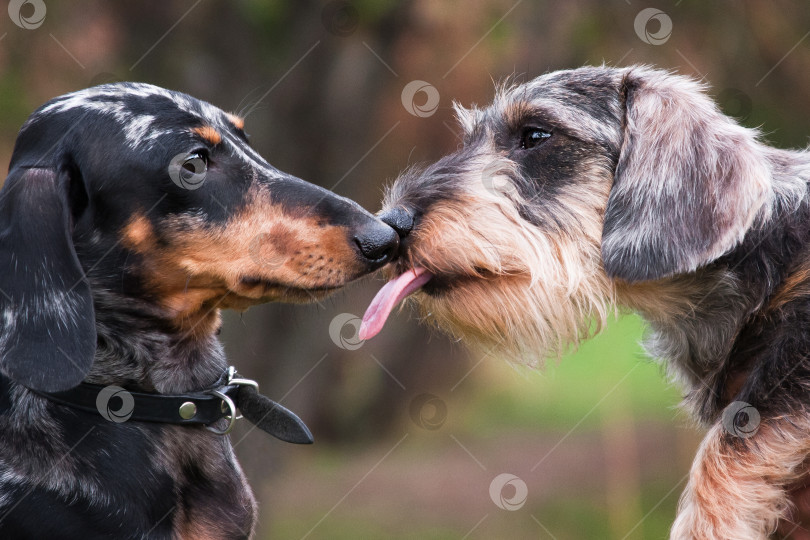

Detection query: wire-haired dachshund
(0, 83), (398, 539)
(362, 65), (810, 539)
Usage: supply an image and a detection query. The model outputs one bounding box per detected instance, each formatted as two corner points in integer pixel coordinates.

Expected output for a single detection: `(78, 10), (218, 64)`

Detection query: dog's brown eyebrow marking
(225, 113), (245, 131)
(504, 101), (535, 128)
(503, 102), (557, 133)
(121, 213), (155, 248)
(192, 125), (222, 145)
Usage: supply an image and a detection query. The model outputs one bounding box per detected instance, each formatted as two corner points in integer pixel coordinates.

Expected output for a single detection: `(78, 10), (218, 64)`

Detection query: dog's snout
(353, 219), (399, 268)
(378, 206), (415, 239)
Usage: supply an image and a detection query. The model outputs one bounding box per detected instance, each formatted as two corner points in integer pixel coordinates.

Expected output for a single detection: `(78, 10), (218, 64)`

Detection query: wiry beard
(385, 149), (617, 363)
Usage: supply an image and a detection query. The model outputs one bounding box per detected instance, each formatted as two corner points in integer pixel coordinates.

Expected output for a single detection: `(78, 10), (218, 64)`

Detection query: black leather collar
(34, 366), (313, 445)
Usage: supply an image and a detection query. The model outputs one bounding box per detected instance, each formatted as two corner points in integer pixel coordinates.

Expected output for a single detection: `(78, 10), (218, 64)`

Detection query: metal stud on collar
(178, 401), (197, 420)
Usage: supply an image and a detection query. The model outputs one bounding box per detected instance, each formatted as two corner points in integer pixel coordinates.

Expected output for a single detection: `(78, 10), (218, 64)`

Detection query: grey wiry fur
(381, 65), (810, 539)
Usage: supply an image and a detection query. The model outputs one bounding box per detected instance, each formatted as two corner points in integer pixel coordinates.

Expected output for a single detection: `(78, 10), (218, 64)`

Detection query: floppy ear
(601, 68), (771, 282)
(0, 164), (96, 391)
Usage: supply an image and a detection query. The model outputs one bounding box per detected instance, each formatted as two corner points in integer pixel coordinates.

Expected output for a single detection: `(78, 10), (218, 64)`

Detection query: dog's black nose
(353, 220), (399, 268)
(378, 206), (414, 239)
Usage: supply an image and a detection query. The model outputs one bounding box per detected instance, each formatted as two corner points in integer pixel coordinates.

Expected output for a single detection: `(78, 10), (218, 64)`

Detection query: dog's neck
(616, 147), (810, 423)
(617, 270), (754, 421)
(83, 286), (227, 394)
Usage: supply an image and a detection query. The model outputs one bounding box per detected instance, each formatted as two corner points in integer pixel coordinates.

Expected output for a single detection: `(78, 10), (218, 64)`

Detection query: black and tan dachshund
(0, 83), (398, 539)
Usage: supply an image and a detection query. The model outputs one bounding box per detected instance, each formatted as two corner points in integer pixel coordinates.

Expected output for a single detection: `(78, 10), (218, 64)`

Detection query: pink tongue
(359, 267), (433, 340)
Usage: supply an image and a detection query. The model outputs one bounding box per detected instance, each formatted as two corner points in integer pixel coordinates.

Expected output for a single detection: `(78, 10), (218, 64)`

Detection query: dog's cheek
(160, 211), (361, 291)
(510, 138), (609, 212)
(121, 206), (363, 309)
(409, 195), (528, 277)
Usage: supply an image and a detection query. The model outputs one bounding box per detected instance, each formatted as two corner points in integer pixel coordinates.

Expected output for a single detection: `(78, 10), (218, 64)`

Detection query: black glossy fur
(0, 83), (397, 539)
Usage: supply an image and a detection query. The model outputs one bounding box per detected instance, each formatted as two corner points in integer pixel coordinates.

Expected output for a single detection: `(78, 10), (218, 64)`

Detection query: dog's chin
(227, 277), (342, 306)
(415, 272), (576, 366)
(360, 259), (601, 365)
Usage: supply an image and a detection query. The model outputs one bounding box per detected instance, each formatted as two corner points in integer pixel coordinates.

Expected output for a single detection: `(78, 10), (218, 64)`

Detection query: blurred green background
(3, 1), (810, 538)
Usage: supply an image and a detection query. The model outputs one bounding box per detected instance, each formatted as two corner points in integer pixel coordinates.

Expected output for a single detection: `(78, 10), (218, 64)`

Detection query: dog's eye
(520, 127), (552, 149)
(181, 152), (208, 179)
(169, 151), (208, 190)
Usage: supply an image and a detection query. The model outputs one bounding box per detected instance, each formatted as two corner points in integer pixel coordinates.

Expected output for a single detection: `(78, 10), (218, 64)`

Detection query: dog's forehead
(484, 68), (623, 143)
(28, 82), (237, 150)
